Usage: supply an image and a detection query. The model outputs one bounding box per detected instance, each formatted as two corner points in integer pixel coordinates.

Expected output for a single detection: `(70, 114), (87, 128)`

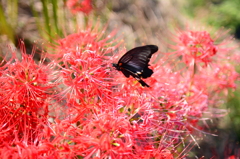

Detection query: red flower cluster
(0, 42), (58, 156)
(173, 30), (218, 66)
(0, 26), (238, 158)
(67, 0), (93, 14)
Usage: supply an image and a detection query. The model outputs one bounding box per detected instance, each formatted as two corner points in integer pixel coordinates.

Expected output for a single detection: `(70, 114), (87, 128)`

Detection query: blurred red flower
(67, 0), (93, 14)
(173, 30), (217, 66)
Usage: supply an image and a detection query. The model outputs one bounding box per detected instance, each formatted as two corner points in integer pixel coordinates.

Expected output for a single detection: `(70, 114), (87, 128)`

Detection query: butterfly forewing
(118, 45), (158, 71)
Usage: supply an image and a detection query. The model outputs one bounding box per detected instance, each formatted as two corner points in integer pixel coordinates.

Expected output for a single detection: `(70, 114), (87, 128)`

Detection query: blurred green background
(0, 0), (240, 158)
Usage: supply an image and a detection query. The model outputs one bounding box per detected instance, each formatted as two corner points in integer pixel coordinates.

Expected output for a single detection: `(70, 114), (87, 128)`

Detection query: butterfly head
(112, 63), (120, 70)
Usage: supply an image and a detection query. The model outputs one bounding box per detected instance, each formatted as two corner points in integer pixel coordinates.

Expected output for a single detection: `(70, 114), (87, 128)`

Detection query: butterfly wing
(118, 45), (158, 72)
(114, 45), (158, 87)
(120, 68), (150, 87)
(121, 69), (131, 78)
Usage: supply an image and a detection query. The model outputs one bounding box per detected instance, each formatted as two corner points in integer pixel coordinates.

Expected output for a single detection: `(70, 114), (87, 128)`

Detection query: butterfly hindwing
(141, 67), (153, 78)
(121, 69), (131, 78)
(120, 67), (150, 87)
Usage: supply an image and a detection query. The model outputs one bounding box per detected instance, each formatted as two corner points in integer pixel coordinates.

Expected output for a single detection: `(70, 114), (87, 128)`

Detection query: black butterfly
(112, 45), (158, 87)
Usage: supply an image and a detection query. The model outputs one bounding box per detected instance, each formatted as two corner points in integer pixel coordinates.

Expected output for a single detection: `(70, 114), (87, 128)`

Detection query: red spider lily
(0, 25), (238, 158)
(138, 148), (174, 159)
(67, 0), (93, 14)
(72, 112), (134, 157)
(171, 30), (217, 66)
(212, 64), (238, 92)
(52, 26), (119, 112)
(0, 41), (58, 151)
(186, 63), (239, 97)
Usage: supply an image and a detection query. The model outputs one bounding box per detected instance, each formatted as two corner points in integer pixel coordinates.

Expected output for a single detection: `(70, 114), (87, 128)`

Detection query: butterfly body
(112, 45), (158, 87)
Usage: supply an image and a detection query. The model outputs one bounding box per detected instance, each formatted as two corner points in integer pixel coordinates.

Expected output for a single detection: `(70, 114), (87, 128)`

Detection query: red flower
(53, 27), (118, 112)
(72, 112), (134, 157)
(0, 41), (57, 154)
(189, 63), (239, 96)
(212, 64), (238, 91)
(67, 0), (93, 14)
(172, 30), (217, 66)
(0, 25), (238, 158)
